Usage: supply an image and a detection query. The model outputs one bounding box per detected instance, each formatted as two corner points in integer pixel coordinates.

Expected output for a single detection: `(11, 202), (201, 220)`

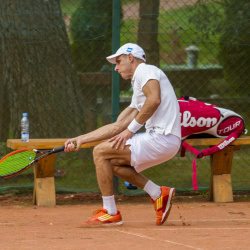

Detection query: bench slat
(7, 137), (250, 150)
(185, 136), (250, 146)
(7, 139), (106, 150)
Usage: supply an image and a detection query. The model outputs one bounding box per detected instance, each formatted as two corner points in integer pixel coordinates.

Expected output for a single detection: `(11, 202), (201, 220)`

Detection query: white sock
(143, 180), (161, 201)
(102, 195), (117, 215)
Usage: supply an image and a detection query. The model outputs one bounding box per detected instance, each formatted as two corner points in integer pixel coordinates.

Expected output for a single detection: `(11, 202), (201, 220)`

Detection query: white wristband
(127, 118), (143, 133)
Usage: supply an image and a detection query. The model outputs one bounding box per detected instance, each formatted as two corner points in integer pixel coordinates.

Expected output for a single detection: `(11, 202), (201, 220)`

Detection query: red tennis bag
(178, 96), (246, 190)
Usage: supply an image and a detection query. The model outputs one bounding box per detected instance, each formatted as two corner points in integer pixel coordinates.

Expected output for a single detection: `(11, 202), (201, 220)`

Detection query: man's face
(114, 54), (133, 80)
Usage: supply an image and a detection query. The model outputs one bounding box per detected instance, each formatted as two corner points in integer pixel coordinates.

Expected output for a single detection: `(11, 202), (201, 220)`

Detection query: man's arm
(64, 107), (138, 151)
(117, 106), (138, 123)
(135, 79), (161, 124)
(109, 79), (161, 149)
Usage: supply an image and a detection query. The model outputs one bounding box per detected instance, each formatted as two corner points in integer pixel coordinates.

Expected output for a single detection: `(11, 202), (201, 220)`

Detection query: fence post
(112, 0), (120, 194)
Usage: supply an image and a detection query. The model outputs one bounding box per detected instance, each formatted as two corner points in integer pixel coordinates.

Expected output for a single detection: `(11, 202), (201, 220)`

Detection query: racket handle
(52, 146), (65, 153)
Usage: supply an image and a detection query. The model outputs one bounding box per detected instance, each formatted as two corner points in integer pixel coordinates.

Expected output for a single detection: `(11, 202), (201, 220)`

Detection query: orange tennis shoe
(151, 186), (175, 226)
(80, 208), (123, 227)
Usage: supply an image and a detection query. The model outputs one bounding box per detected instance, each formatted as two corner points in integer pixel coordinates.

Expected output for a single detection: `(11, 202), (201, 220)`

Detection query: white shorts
(125, 131), (180, 172)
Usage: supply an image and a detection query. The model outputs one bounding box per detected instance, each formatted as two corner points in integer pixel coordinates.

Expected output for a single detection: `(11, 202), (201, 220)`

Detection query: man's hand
(64, 137), (82, 152)
(108, 129), (134, 149)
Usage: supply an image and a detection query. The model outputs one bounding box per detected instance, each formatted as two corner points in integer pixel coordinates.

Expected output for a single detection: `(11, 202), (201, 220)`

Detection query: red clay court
(0, 193), (249, 250)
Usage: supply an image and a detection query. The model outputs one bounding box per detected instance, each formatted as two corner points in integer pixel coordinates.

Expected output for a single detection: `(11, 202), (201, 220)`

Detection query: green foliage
(60, 0), (80, 13)
(189, 0), (250, 97)
(174, 1), (224, 66)
(120, 19), (138, 45)
(70, 0), (113, 72)
(121, 3), (222, 66)
(218, 0), (250, 97)
(188, 0), (225, 39)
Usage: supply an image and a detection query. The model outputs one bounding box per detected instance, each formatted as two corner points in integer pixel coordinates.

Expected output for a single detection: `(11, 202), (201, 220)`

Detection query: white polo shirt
(129, 63), (181, 139)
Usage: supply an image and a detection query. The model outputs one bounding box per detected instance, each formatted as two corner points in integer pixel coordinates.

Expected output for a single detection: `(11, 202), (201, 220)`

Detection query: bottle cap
(23, 113), (28, 117)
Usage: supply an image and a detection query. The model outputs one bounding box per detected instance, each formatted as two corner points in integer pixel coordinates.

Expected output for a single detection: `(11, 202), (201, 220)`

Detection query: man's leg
(81, 141), (174, 227)
(80, 141), (131, 227)
(92, 141), (132, 196)
(95, 144), (175, 228)
(111, 164), (162, 201)
(93, 141), (161, 200)
(93, 141), (173, 211)
(111, 163), (175, 226)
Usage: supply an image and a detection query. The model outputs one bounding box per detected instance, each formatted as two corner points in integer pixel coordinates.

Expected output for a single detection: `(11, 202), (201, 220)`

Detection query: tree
(138, 0), (160, 66)
(0, 36), (10, 142)
(70, 0), (113, 72)
(0, 0), (85, 139)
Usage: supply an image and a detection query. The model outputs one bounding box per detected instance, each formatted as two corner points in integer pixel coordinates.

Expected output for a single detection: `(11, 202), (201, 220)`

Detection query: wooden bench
(7, 137), (250, 206)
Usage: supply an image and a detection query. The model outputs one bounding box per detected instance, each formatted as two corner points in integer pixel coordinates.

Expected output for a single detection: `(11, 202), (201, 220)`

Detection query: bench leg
(209, 146), (234, 202)
(33, 154), (56, 206)
(212, 174), (233, 202)
(33, 177), (56, 206)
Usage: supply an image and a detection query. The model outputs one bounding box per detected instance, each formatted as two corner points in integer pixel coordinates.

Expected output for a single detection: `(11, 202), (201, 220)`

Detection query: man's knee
(93, 142), (131, 166)
(93, 144), (106, 164)
(93, 144), (103, 157)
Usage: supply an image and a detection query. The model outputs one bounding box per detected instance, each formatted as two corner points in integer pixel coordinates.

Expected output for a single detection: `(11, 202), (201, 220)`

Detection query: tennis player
(65, 43), (181, 227)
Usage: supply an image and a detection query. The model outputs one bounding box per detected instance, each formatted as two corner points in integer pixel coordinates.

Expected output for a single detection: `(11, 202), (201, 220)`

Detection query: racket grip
(52, 146), (65, 153)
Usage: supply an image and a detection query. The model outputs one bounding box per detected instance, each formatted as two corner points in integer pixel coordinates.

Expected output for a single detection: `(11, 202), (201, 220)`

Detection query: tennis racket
(1, 140), (106, 178)
(0, 145), (67, 178)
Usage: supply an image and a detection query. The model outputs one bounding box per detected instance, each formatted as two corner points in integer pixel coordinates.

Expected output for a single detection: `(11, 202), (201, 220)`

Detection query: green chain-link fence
(0, 0), (249, 195)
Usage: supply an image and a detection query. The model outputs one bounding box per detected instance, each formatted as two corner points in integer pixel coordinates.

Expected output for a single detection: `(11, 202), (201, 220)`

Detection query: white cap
(106, 43), (146, 64)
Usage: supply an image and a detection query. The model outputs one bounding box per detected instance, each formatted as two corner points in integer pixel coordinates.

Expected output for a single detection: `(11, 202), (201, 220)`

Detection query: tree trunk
(138, 0), (160, 67)
(0, 37), (10, 142)
(1, 0), (85, 139)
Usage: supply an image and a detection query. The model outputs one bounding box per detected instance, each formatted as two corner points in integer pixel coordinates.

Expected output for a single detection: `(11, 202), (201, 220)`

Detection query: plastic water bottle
(21, 113), (29, 142)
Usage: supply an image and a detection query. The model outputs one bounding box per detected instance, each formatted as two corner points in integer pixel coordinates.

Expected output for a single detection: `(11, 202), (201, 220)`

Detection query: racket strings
(0, 150), (36, 177)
